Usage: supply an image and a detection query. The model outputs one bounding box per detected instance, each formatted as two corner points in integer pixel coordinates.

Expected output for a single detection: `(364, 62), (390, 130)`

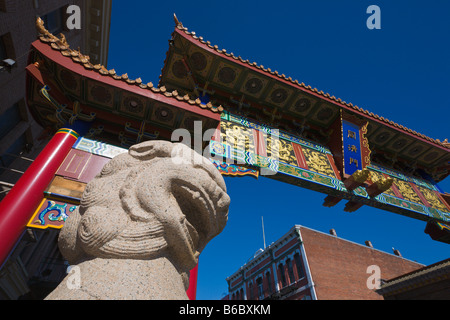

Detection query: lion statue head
(58, 140), (230, 278)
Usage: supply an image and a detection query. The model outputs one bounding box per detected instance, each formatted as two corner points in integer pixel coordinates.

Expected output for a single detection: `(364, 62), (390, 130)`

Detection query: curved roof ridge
(35, 17), (223, 114)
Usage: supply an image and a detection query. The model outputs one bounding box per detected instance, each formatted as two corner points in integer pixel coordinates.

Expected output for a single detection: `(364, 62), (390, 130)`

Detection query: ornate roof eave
(167, 17), (450, 152)
(34, 18), (224, 115)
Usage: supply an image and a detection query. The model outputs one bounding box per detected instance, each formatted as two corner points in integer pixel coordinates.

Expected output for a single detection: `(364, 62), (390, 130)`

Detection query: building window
(278, 263), (287, 288)
(294, 253), (305, 279)
(236, 289), (241, 300)
(287, 258), (295, 284)
(248, 282), (254, 300)
(256, 277), (264, 300)
(0, 32), (15, 62)
(265, 272), (272, 295)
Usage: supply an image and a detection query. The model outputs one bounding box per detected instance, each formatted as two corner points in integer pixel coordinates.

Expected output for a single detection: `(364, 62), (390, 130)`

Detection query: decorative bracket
(344, 201), (365, 213)
(40, 86), (96, 125)
(85, 125), (104, 139)
(323, 195), (343, 208)
(344, 168), (371, 191)
(365, 176), (394, 198)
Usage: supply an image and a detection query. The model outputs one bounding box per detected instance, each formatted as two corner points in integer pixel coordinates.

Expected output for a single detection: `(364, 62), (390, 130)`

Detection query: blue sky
(108, 1), (450, 299)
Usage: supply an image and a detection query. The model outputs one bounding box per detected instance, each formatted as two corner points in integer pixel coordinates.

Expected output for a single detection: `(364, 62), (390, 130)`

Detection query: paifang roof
(34, 18), (223, 115)
(166, 18), (450, 149)
(30, 17), (449, 182)
(158, 16), (450, 182)
(27, 18), (222, 146)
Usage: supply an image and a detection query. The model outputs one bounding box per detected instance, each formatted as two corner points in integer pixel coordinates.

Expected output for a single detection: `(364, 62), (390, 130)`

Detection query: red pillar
(0, 128), (79, 268)
(187, 263), (199, 300)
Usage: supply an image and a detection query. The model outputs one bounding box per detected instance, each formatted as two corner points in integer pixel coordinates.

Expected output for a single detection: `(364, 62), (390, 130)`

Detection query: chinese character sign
(342, 120), (363, 176)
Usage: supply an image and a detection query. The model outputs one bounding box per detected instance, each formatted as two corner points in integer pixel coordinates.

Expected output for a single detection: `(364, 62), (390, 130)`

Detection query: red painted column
(0, 128), (79, 267)
(187, 263), (199, 300)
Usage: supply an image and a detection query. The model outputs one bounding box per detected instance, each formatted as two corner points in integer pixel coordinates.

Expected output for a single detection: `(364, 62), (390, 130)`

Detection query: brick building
(226, 225), (425, 300)
(0, 0), (111, 299)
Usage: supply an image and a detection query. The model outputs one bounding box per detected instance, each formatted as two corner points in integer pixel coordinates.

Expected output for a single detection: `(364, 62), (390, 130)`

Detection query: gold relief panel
(265, 134), (278, 158)
(221, 121), (255, 154)
(265, 134), (281, 160)
(277, 139), (298, 166)
(302, 147), (336, 178)
(415, 185), (450, 213)
(369, 170), (397, 197)
(392, 178), (423, 205)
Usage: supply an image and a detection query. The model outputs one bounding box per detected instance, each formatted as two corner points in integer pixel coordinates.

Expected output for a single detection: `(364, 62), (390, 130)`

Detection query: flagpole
(262, 216), (266, 250)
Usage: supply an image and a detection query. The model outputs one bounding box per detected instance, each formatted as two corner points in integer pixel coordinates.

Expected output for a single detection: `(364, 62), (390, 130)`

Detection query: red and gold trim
(56, 128), (80, 140)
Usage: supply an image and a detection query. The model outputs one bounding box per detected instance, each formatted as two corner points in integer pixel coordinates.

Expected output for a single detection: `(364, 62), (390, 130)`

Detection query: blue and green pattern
(73, 137), (128, 159)
(216, 112), (450, 223)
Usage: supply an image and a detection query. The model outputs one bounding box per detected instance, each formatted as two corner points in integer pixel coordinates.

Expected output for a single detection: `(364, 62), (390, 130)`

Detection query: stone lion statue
(46, 141), (230, 300)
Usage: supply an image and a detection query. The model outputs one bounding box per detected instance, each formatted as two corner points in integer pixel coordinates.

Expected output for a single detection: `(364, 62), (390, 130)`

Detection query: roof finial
(173, 13), (182, 27)
(36, 17), (51, 37)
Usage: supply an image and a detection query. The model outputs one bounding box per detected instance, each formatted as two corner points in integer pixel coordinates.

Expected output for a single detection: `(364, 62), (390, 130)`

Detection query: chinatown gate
(0, 17), (449, 299)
